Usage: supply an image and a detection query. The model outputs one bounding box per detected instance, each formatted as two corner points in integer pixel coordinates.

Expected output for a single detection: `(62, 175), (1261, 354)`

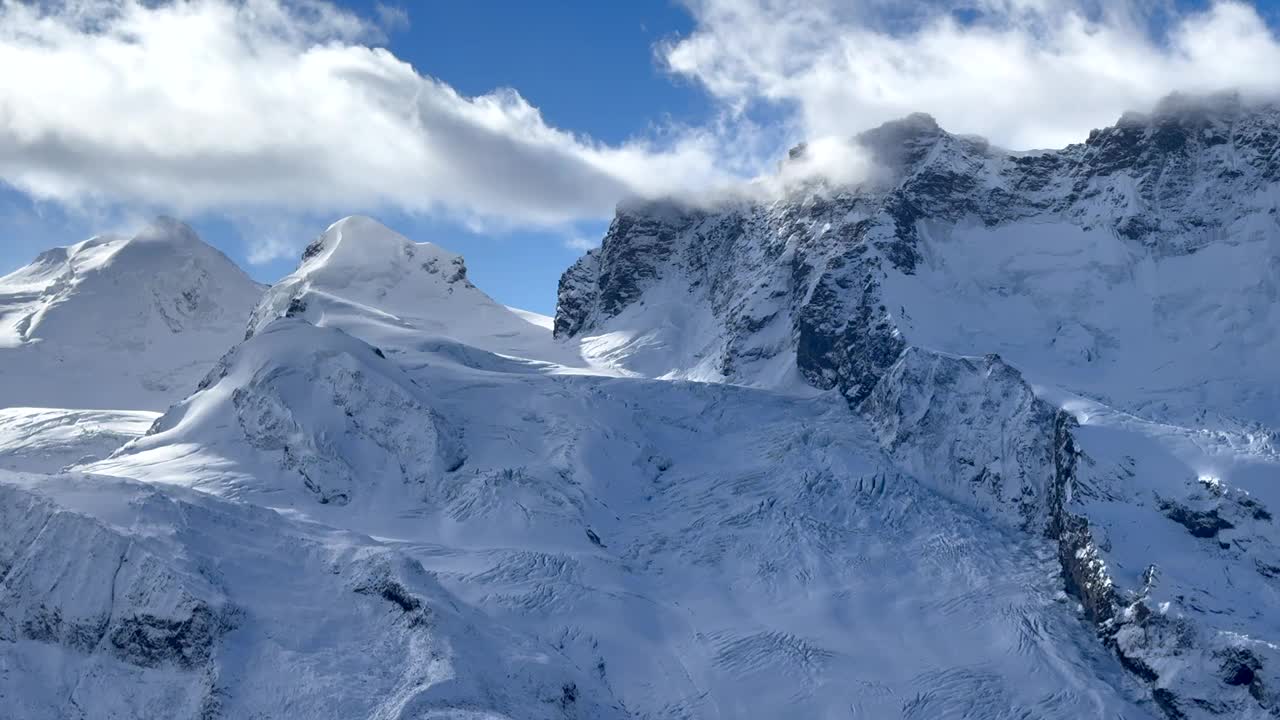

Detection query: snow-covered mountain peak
(853, 111), (988, 172)
(297, 214), (462, 281)
(6, 96), (1280, 719)
(0, 219), (262, 410)
(559, 97), (1280, 413)
(247, 215), (474, 338)
(248, 216), (584, 366)
(2, 218), (212, 295)
(2, 216), (238, 303)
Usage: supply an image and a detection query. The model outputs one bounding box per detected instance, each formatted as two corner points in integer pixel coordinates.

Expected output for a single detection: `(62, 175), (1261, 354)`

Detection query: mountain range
(2, 95), (1279, 719)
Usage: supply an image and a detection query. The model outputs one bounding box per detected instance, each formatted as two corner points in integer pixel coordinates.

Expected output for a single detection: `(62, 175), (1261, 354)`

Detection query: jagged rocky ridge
(557, 93), (1280, 421)
(556, 94), (1280, 718)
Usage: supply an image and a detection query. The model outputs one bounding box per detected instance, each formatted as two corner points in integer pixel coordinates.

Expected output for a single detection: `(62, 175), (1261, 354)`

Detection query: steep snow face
(0, 470), (626, 720)
(247, 215), (582, 367)
(883, 215), (1280, 427)
(1060, 398), (1280, 718)
(0, 218), (262, 411)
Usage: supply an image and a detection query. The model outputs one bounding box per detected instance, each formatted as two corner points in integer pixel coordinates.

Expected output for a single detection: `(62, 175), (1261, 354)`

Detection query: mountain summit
(247, 215), (580, 365)
(553, 98), (1280, 718)
(0, 218), (262, 410)
(557, 98), (1280, 422)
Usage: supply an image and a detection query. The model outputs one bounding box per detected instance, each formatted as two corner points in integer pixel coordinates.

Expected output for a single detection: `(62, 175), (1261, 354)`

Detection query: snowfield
(3, 97), (1280, 719)
(0, 407), (157, 473)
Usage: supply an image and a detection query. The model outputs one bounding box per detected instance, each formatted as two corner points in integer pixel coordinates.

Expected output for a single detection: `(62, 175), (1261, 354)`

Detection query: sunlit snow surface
(79, 327), (1153, 719)
(883, 219), (1280, 426)
(0, 218), (262, 410)
(0, 407), (157, 472)
(2, 188), (1277, 718)
(68, 218), (1155, 718)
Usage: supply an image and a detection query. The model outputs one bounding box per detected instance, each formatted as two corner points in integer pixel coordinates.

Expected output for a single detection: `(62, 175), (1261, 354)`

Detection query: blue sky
(3, 0), (1280, 314)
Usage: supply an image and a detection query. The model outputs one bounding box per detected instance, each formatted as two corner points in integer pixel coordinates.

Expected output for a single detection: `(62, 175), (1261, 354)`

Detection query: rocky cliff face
(555, 94), (1280, 719)
(557, 93), (1280, 417)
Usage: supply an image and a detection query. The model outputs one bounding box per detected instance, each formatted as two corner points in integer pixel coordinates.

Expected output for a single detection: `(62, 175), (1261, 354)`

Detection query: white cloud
(664, 0), (1280, 150)
(2, 0), (1279, 264)
(562, 234), (600, 252)
(0, 0), (733, 261)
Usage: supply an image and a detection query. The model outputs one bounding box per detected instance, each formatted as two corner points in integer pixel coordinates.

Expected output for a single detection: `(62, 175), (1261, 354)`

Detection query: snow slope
(89, 328), (1155, 719)
(0, 218), (263, 411)
(1057, 393), (1280, 717)
(0, 469), (626, 720)
(79, 217), (1159, 718)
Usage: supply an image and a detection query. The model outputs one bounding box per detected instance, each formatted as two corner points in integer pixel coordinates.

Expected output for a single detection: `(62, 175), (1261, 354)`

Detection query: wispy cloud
(373, 2), (409, 33)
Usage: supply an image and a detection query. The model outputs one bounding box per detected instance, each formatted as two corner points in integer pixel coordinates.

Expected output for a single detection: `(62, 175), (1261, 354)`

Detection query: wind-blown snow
(506, 305), (555, 330)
